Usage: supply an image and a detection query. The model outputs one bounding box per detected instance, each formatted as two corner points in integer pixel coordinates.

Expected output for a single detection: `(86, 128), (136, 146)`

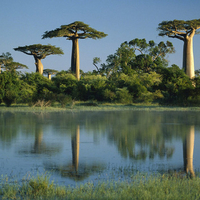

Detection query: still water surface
(0, 110), (200, 186)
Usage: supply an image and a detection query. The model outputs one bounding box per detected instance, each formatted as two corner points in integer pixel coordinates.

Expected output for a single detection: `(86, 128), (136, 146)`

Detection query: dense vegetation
(0, 38), (200, 107)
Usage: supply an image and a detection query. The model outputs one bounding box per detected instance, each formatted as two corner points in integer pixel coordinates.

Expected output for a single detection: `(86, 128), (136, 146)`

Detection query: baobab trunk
(182, 33), (195, 79)
(48, 73), (51, 80)
(71, 38), (80, 80)
(183, 125), (195, 177)
(34, 57), (44, 75)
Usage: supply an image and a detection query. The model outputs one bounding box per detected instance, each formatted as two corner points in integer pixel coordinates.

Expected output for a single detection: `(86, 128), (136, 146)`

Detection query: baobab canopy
(42, 21), (107, 80)
(14, 44), (64, 75)
(158, 19), (200, 78)
(42, 21), (107, 40)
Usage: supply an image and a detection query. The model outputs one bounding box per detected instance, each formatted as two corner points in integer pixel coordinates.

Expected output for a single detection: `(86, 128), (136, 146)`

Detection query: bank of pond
(1, 173), (200, 200)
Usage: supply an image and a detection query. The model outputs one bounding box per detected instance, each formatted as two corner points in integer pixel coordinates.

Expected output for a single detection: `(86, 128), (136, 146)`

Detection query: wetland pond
(0, 110), (200, 186)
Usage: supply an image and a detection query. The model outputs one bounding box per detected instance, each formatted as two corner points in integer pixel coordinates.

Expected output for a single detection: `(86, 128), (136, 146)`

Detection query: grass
(1, 101), (200, 113)
(0, 173), (200, 199)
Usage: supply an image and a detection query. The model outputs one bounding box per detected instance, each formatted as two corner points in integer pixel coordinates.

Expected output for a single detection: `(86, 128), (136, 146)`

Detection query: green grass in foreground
(1, 102), (200, 112)
(1, 174), (200, 200)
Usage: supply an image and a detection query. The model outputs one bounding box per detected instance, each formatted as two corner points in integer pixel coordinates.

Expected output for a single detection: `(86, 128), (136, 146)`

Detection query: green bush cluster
(0, 64), (199, 107)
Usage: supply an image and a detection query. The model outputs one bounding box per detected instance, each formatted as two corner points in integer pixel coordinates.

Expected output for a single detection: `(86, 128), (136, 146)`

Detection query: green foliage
(0, 52), (28, 72)
(20, 72), (54, 103)
(56, 93), (72, 108)
(115, 87), (132, 103)
(112, 72), (162, 103)
(0, 71), (21, 106)
(158, 65), (194, 105)
(78, 75), (107, 101)
(158, 19), (200, 37)
(42, 21), (107, 40)
(100, 39), (174, 77)
(2, 173), (200, 199)
(103, 88), (116, 102)
(52, 71), (78, 96)
(14, 44), (64, 59)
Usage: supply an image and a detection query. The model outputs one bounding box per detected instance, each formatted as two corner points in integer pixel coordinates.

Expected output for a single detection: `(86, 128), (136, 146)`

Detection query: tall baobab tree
(158, 19), (200, 78)
(14, 44), (64, 74)
(42, 21), (107, 80)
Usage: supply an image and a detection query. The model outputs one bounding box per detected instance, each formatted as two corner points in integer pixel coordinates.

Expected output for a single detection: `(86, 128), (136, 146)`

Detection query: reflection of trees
(183, 125), (195, 177)
(71, 125), (80, 173)
(102, 111), (177, 161)
(0, 112), (19, 144)
(18, 113), (61, 155)
(44, 125), (105, 181)
(0, 110), (200, 171)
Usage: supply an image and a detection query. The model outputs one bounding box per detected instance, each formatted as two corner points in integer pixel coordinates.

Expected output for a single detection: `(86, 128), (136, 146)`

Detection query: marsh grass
(1, 102), (200, 113)
(1, 173), (200, 199)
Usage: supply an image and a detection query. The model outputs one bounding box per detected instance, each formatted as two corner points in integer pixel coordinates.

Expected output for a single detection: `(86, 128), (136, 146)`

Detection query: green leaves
(157, 19), (200, 38)
(14, 44), (64, 59)
(42, 21), (107, 40)
(0, 52), (27, 72)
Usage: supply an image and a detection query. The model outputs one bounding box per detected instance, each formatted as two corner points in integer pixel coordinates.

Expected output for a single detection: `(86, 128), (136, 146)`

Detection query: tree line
(0, 19), (200, 107)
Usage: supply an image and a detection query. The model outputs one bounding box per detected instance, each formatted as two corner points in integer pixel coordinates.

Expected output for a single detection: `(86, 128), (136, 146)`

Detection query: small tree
(93, 57), (101, 71)
(0, 52), (28, 73)
(43, 69), (58, 80)
(129, 38), (175, 64)
(158, 19), (200, 78)
(42, 21), (107, 80)
(14, 44), (64, 74)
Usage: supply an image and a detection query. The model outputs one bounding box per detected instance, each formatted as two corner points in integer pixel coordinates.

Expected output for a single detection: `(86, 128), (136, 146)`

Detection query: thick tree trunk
(183, 125), (195, 177)
(71, 38), (80, 80)
(34, 57), (44, 75)
(182, 35), (195, 79)
(48, 73), (51, 80)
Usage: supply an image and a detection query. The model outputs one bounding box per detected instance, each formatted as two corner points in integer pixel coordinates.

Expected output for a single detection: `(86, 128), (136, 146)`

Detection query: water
(0, 110), (200, 186)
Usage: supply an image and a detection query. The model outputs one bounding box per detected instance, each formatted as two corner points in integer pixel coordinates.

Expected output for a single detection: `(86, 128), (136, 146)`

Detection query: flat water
(0, 110), (200, 186)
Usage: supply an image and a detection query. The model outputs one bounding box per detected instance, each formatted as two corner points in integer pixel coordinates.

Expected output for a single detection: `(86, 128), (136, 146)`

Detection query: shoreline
(1, 103), (200, 112)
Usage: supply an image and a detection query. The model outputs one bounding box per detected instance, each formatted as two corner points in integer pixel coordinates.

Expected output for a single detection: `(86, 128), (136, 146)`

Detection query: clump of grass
(1, 173), (200, 199)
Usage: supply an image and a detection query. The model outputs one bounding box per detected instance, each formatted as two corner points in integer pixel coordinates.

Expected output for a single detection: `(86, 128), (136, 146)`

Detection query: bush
(56, 93), (72, 108)
(0, 71), (20, 106)
(77, 75), (107, 101)
(52, 72), (78, 97)
(103, 89), (116, 102)
(115, 87), (132, 104)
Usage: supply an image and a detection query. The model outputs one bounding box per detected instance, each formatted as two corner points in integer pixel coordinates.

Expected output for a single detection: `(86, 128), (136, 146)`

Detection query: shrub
(56, 93), (72, 108)
(115, 87), (132, 104)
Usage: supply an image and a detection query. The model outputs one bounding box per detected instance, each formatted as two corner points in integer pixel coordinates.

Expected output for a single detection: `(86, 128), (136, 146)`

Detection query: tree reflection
(183, 125), (195, 177)
(71, 125), (80, 173)
(44, 125), (105, 181)
(18, 113), (61, 155)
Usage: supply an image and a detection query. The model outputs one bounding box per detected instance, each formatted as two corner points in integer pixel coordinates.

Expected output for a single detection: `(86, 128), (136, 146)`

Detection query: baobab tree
(42, 21), (107, 80)
(14, 44), (64, 74)
(158, 19), (200, 78)
(43, 69), (58, 80)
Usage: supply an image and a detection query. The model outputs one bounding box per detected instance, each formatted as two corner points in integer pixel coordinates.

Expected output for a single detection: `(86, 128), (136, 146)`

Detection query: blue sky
(1, 0), (200, 74)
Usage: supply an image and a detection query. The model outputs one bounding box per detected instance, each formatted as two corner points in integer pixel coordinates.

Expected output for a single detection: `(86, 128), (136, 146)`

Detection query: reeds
(1, 173), (200, 200)
(1, 102), (200, 113)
